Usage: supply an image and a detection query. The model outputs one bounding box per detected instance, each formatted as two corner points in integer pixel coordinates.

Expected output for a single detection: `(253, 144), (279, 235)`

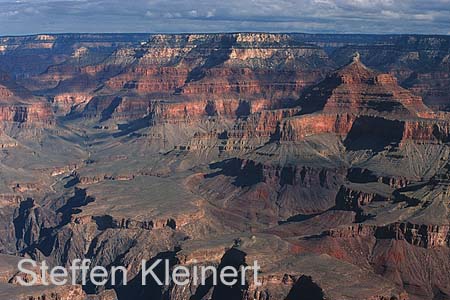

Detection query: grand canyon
(0, 32), (450, 300)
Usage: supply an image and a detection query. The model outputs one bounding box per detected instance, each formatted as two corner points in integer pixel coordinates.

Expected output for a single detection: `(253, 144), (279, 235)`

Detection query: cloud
(206, 9), (216, 18)
(0, 0), (448, 35)
(0, 10), (19, 17)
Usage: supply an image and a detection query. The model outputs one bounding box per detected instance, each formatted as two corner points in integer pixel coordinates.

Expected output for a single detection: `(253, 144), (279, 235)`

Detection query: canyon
(0, 32), (450, 300)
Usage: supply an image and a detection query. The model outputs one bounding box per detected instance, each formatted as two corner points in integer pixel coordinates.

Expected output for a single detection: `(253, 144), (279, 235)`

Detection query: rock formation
(0, 33), (449, 300)
(0, 71), (54, 125)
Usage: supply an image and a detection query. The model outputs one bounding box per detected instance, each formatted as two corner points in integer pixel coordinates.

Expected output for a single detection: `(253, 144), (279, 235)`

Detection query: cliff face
(0, 102), (54, 125)
(280, 113), (356, 141)
(103, 33), (330, 98)
(37, 33), (333, 118)
(0, 72), (54, 125)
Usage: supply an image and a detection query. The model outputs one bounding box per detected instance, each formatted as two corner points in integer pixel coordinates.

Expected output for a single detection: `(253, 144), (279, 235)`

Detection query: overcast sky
(0, 0), (449, 35)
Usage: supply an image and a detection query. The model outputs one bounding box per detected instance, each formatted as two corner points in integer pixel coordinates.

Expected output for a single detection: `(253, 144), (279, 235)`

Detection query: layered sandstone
(280, 113), (356, 141)
(103, 33), (330, 99)
(0, 72), (54, 125)
(299, 54), (433, 118)
(275, 56), (450, 147)
(49, 33), (332, 120)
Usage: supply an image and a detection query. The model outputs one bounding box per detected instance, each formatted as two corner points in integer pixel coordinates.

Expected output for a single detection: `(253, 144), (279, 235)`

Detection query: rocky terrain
(0, 32), (450, 300)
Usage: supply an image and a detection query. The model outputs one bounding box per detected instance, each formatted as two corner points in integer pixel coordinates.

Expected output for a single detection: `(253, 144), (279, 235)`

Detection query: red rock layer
(84, 96), (272, 122)
(279, 113), (450, 144)
(300, 56), (434, 118)
(280, 113), (356, 141)
(227, 108), (299, 139)
(313, 221), (450, 250)
(0, 102), (54, 124)
(403, 120), (450, 142)
(66, 33), (332, 119)
(52, 92), (92, 115)
(273, 57), (450, 145)
(0, 71), (55, 125)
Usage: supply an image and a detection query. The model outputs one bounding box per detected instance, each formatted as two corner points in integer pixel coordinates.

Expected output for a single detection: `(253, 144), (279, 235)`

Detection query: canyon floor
(0, 33), (450, 300)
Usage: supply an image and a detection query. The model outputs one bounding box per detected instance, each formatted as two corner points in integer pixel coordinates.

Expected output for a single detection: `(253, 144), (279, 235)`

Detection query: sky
(0, 0), (449, 36)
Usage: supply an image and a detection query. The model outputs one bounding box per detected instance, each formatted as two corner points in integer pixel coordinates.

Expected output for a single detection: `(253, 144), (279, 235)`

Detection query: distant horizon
(1, 31), (449, 38)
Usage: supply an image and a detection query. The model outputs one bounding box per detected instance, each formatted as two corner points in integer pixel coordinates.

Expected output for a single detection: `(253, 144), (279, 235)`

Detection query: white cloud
(412, 13), (435, 21)
(0, 0), (449, 35)
(0, 10), (19, 17)
(206, 9), (216, 18)
(23, 6), (40, 14)
(381, 10), (400, 18)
